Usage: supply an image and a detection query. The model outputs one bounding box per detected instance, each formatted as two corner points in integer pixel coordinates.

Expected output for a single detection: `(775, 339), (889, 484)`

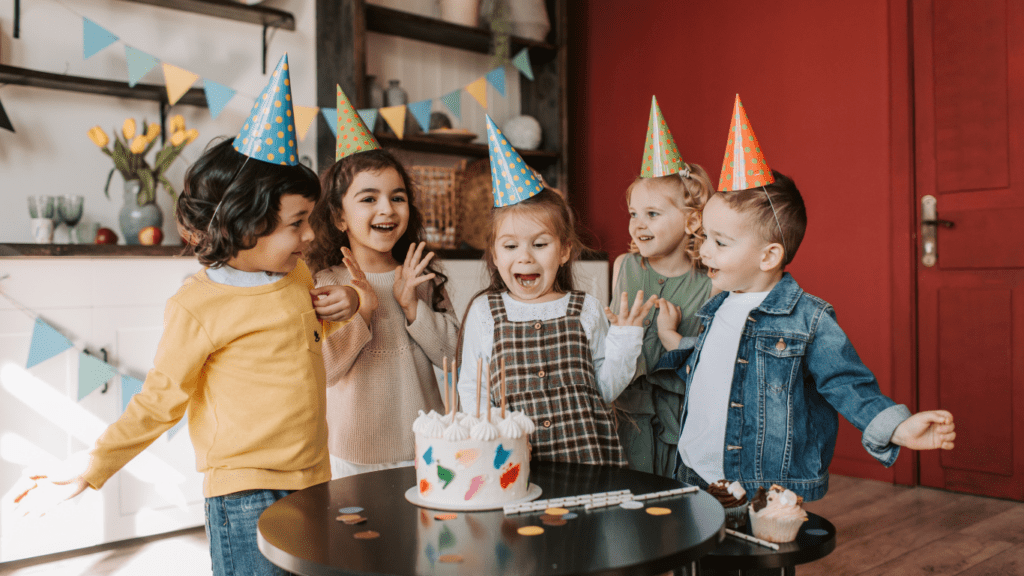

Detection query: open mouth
(636, 235), (653, 242)
(371, 223), (398, 233)
(514, 273), (540, 287)
(707, 267), (719, 278)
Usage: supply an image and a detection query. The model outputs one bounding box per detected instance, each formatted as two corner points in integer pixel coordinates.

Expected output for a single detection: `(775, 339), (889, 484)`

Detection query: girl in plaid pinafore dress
(456, 189), (658, 468)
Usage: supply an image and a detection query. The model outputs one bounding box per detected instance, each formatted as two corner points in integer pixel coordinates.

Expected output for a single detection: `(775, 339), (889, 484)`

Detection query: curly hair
(175, 138), (320, 268)
(307, 149), (449, 312)
(624, 162), (713, 269)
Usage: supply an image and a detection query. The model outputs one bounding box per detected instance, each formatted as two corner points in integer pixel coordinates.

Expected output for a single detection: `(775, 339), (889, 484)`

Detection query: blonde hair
(624, 163), (713, 267)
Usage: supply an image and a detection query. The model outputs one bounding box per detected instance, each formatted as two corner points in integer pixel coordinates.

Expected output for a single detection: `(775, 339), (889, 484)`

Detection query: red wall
(569, 0), (904, 482)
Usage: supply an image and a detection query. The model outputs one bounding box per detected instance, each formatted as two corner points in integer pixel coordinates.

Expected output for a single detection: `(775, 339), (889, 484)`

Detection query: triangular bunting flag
(441, 90), (461, 120)
(162, 63), (199, 106)
(718, 94), (774, 191)
(379, 105), (407, 140)
(335, 85), (380, 158)
(0, 96), (14, 133)
(26, 318), (73, 368)
(78, 352), (118, 401)
(641, 96), (685, 178)
(167, 418), (186, 440)
(234, 54), (298, 165)
(465, 77), (488, 109)
(294, 105), (319, 141)
(120, 375), (143, 413)
(512, 48), (534, 81)
(321, 108), (338, 137)
(485, 68), (506, 97)
(357, 109), (378, 133)
(124, 46), (160, 87)
(408, 99), (433, 134)
(486, 115), (543, 207)
(203, 79), (236, 120)
(83, 18), (119, 60)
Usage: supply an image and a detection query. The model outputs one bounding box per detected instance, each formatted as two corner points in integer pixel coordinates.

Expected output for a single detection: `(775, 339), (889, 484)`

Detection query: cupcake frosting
(749, 484), (806, 521)
(707, 480), (748, 508)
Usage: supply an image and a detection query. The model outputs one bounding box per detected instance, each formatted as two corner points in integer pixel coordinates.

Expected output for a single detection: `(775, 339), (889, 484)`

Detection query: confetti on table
(561, 512), (578, 519)
(354, 531), (380, 540)
(542, 517), (567, 526)
(337, 514), (362, 522)
(517, 526), (544, 536)
(434, 513), (458, 521)
(438, 554), (464, 563)
(544, 507), (569, 516)
(646, 507), (672, 516)
(620, 501), (644, 509)
(338, 506), (364, 514)
(343, 516), (367, 525)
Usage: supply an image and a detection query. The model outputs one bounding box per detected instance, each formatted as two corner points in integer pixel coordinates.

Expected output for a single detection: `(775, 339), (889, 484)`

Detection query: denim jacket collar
(695, 272), (803, 321)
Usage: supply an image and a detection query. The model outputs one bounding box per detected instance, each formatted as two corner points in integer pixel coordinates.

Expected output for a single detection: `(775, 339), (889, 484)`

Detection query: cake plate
(404, 483), (542, 512)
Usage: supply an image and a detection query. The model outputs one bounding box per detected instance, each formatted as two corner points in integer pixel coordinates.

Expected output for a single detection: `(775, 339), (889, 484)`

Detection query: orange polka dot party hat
(233, 53), (298, 166)
(718, 94), (774, 191)
(335, 84), (380, 160)
(486, 115), (544, 207)
(640, 96), (686, 177)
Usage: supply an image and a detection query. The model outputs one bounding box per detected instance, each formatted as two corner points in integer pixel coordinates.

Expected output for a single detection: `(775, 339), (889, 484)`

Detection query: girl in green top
(610, 163), (717, 476)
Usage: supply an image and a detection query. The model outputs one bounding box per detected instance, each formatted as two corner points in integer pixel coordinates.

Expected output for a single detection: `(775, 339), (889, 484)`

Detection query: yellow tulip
(171, 130), (187, 147)
(145, 123), (161, 140)
(185, 129), (199, 144)
(122, 118), (137, 140)
(87, 126), (109, 148)
(129, 136), (147, 155)
(169, 114), (186, 134)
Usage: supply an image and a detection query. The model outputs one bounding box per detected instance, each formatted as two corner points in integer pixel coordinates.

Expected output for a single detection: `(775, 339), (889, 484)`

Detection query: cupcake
(747, 484), (807, 543)
(706, 480), (748, 528)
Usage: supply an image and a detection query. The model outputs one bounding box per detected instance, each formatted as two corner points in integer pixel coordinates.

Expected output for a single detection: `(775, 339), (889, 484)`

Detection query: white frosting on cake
(414, 409), (533, 507)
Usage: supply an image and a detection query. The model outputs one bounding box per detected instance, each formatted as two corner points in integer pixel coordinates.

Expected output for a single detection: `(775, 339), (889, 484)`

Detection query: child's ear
(759, 243), (785, 272)
(334, 211), (348, 233)
(559, 242), (571, 266)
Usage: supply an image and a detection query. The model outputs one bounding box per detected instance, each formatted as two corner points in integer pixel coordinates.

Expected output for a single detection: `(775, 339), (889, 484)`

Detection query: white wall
(0, 0), (318, 244)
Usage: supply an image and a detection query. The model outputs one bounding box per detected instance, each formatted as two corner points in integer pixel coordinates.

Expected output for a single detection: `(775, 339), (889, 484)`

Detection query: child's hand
(656, 298), (683, 350)
(310, 284), (360, 322)
(393, 242), (436, 323)
(11, 454), (90, 517)
(604, 290), (658, 327)
(342, 246), (377, 326)
(891, 410), (955, 450)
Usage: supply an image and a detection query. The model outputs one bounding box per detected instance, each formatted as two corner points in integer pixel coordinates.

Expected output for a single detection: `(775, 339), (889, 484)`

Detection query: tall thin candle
(500, 358), (507, 418)
(475, 358), (483, 419)
(442, 357), (448, 413)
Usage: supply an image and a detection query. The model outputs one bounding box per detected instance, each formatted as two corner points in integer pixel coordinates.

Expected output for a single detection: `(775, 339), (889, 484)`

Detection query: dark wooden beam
(0, 64), (207, 107)
(316, 0), (363, 171)
(121, 0), (295, 30)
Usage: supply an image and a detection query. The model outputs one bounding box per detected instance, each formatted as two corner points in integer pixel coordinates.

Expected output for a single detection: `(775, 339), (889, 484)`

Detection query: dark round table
(698, 511), (835, 575)
(258, 461), (725, 576)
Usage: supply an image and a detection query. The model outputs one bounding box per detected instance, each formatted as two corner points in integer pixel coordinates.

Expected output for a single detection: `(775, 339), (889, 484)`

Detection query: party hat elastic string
(761, 185), (787, 256)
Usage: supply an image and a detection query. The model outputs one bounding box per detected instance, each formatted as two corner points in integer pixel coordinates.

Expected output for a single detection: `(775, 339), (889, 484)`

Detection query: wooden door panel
(937, 207), (1024, 269)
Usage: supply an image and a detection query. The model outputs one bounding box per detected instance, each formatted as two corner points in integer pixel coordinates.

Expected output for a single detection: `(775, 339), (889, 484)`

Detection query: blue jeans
(205, 489), (293, 576)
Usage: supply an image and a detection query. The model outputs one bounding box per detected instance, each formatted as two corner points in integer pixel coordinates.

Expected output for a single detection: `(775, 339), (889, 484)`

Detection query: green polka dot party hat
(640, 95), (686, 177)
(233, 54), (298, 165)
(486, 115), (544, 207)
(718, 94), (774, 191)
(335, 84), (380, 160)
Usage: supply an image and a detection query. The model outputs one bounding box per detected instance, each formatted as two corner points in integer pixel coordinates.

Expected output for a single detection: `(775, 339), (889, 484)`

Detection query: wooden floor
(1, 475), (1021, 575)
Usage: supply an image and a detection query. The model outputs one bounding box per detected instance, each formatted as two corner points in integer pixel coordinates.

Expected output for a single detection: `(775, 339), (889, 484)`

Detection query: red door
(913, 0), (1024, 500)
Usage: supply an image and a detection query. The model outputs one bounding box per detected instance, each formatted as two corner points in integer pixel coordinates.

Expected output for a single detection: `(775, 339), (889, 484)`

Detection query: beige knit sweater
(315, 265), (458, 464)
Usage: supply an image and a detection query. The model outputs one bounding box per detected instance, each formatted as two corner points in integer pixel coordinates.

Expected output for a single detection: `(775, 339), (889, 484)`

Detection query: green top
(611, 252), (712, 476)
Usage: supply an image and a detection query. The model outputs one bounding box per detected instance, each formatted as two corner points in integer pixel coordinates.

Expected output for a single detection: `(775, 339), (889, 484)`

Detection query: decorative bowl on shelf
(427, 128), (477, 143)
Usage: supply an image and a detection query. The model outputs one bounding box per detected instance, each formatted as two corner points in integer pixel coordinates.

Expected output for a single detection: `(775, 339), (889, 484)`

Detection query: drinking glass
(58, 195), (85, 244)
(27, 195), (55, 219)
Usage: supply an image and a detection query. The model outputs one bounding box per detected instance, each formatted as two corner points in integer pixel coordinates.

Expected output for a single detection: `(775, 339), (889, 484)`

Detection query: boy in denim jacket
(654, 170), (955, 501)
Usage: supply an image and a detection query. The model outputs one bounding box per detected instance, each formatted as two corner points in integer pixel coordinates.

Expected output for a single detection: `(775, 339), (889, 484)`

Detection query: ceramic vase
(119, 179), (163, 245)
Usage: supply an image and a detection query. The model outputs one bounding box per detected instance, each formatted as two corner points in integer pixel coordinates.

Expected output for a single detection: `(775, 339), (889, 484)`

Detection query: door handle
(921, 195), (954, 267)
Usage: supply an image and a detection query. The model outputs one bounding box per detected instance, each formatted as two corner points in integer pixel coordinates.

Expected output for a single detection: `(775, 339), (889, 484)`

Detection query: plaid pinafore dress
(488, 291), (626, 466)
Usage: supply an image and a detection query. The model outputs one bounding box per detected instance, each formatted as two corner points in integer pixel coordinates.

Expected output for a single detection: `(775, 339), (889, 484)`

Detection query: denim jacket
(654, 273), (910, 501)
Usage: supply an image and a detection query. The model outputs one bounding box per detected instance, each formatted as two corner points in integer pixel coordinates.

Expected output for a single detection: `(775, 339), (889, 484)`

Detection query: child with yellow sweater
(12, 56), (338, 576)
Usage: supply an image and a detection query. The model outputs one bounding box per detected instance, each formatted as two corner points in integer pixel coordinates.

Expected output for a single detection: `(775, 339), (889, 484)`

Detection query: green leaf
(137, 169), (156, 206)
(158, 174), (177, 205)
(103, 167), (117, 200)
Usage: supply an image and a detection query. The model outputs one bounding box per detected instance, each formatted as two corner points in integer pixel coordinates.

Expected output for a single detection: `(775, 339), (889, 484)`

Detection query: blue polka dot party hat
(486, 115), (544, 208)
(233, 53), (298, 165)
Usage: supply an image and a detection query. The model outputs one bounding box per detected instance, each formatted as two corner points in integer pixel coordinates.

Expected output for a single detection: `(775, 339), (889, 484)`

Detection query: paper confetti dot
(561, 512), (578, 520)
(337, 514), (362, 522)
(434, 513), (458, 521)
(354, 531), (380, 539)
(646, 507), (672, 516)
(620, 501), (644, 509)
(343, 516), (367, 525)
(542, 518), (567, 527)
(539, 514), (561, 522)
(517, 526), (544, 536)
(544, 507), (569, 516)
(438, 554), (464, 563)
(805, 528), (829, 536)
(338, 507), (364, 514)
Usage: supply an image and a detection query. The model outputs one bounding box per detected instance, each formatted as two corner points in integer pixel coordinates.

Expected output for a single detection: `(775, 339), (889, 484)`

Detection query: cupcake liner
(748, 509), (803, 543)
(723, 504), (747, 529)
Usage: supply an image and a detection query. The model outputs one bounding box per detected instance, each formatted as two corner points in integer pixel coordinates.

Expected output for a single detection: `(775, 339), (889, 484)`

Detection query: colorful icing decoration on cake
(500, 463), (520, 489)
(494, 444), (512, 468)
(422, 446), (434, 465)
(456, 449), (479, 466)
(437, 464), (455, 488)
(465, 476), (486, 500)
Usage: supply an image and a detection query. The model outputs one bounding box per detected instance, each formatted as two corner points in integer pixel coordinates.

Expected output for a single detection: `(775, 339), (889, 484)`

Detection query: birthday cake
(412, 406), (534, 508)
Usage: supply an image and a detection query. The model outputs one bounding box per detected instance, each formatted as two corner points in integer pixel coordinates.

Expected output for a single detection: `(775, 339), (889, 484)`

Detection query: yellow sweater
(83, 261), (332, 497)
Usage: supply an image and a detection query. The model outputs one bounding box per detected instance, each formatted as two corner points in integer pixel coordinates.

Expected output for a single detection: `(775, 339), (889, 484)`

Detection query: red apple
(95, 228), (118, 245)
(139, 226), (164, 246)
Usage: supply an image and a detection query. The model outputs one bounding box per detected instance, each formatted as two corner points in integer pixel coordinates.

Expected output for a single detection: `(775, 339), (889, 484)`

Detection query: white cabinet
(0, 258), (205, 562)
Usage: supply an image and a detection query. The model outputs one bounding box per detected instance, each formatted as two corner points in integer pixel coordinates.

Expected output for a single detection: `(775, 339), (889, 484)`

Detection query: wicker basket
(410, 161), (466, 249)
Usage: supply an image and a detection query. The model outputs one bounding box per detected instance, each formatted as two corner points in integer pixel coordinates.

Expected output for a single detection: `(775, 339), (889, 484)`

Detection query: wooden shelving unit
(0, 64), (207, 107)
(121, 0), (295, 30)
(375, 134), (559, 165)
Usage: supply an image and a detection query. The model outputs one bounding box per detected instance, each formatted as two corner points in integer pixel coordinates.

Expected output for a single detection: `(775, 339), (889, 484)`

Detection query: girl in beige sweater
(307, 149), (458, 477)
